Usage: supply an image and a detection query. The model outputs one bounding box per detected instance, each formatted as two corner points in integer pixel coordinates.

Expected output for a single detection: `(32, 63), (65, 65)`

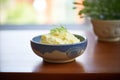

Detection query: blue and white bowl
(30, 34), (87, 63)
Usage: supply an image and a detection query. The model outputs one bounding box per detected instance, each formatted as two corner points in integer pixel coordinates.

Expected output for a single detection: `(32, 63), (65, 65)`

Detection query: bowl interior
(31, 34), (86, 45)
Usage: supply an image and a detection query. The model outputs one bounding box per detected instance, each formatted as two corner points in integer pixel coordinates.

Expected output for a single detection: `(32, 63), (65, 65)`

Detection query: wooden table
(0, 25), (120, 80)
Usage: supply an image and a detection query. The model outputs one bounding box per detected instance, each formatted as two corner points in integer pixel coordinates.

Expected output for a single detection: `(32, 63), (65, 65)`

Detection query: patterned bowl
(30, 34), (87, 63)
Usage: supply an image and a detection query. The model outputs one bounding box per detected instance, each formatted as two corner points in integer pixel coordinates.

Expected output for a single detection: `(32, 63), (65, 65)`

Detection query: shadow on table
(33, 60), (85, 73)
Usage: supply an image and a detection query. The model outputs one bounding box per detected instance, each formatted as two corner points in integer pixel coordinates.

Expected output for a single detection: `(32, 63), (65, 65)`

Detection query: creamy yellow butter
(40, 26), (80, 44)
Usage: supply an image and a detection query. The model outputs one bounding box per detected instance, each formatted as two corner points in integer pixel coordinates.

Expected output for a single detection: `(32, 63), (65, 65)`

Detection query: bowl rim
(30, 34), (87, 46)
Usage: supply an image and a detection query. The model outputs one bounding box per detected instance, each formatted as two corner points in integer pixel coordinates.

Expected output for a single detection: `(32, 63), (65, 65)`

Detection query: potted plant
(74, 0), (120, 42)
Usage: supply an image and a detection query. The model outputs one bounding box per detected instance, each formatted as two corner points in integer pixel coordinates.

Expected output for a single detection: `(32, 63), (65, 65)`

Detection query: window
(0, 0), (83, 25)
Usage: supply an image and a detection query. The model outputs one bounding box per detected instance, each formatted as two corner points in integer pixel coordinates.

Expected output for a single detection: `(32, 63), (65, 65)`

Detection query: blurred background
(0, 0), (84, 25)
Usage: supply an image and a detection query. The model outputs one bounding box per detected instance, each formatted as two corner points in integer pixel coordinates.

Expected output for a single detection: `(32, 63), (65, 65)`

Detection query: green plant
(74, 0), (120, 20)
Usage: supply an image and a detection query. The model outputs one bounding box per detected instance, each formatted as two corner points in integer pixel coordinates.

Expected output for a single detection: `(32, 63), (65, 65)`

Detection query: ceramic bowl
(30, 34), (87, 63)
